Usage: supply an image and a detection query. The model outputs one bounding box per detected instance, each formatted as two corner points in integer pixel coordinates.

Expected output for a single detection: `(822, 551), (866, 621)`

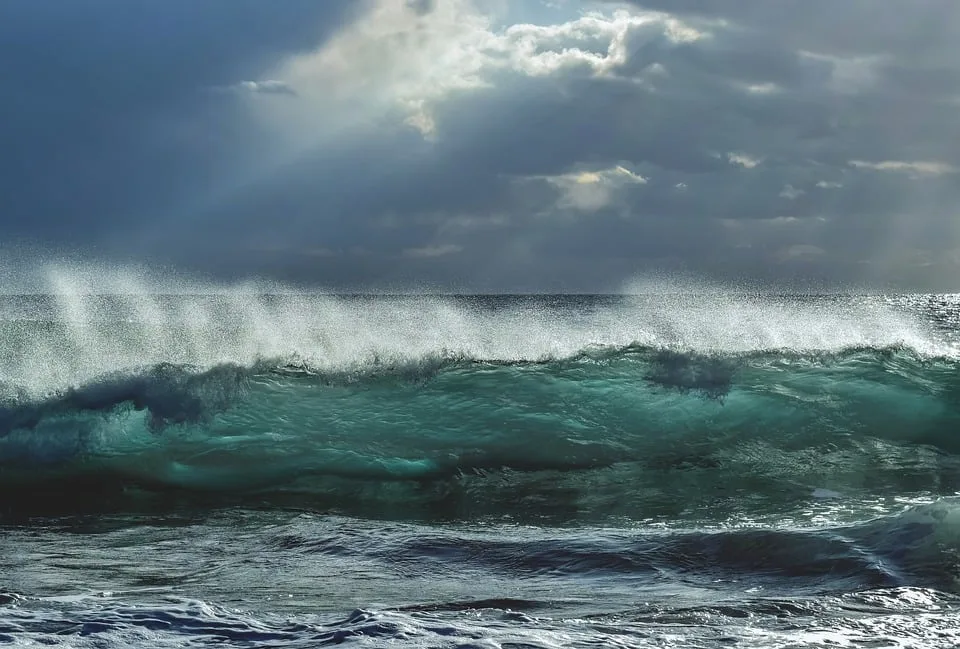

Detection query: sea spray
(1, 267), (952, 398)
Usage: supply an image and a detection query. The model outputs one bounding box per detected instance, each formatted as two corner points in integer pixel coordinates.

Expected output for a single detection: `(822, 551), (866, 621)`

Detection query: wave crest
(1, 291), (953, 398)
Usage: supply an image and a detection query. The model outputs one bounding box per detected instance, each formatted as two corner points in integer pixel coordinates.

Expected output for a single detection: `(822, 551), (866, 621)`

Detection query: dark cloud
(2, 0), (960, 291)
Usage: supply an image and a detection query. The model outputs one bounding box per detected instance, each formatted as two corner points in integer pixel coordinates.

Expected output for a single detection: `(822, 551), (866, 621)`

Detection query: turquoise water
(2, 291), (960, 646)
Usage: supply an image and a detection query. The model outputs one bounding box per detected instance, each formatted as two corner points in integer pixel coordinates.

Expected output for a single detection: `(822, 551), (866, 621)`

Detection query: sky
(2, 0), (960, 292)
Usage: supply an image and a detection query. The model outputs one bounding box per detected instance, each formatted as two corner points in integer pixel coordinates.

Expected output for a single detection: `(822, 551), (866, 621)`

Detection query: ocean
(2, 289), (960, 647)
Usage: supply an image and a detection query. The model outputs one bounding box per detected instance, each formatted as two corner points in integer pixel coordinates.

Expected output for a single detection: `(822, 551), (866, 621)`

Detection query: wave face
(1, 289), (959, 519)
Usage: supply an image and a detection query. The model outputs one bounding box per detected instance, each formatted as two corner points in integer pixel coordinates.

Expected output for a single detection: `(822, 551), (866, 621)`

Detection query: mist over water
(1, 266), (954, 397)
(3, 266), (960, 647)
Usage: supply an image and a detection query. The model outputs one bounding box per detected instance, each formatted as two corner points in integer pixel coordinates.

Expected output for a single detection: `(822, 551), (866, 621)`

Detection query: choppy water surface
(2, 285), (960, 647)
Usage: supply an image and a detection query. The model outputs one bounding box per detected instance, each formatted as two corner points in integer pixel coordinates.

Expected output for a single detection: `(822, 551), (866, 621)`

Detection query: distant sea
(2, 290), (960, 647)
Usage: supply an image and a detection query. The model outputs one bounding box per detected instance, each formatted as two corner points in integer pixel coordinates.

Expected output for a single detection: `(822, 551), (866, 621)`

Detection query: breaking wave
(1, 279), (959, 519)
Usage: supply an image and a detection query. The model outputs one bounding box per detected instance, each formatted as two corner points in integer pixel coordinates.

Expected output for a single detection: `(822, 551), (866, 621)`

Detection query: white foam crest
(0, 267), (953, 396)
(630, 292), (943, 354)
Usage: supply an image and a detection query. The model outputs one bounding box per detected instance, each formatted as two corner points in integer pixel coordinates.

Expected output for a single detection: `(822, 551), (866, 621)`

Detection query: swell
(3, 502), (960, 608)
(1, 343), (959, 519)
(351, 500), (960, 593)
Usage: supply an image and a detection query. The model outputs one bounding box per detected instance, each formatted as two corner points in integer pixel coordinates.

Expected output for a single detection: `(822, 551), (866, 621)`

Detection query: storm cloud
(2, 0), (959, 291)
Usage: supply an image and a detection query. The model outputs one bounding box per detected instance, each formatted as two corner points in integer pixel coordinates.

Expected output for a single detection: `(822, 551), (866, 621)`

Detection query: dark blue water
(2, 290), (960, 647)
